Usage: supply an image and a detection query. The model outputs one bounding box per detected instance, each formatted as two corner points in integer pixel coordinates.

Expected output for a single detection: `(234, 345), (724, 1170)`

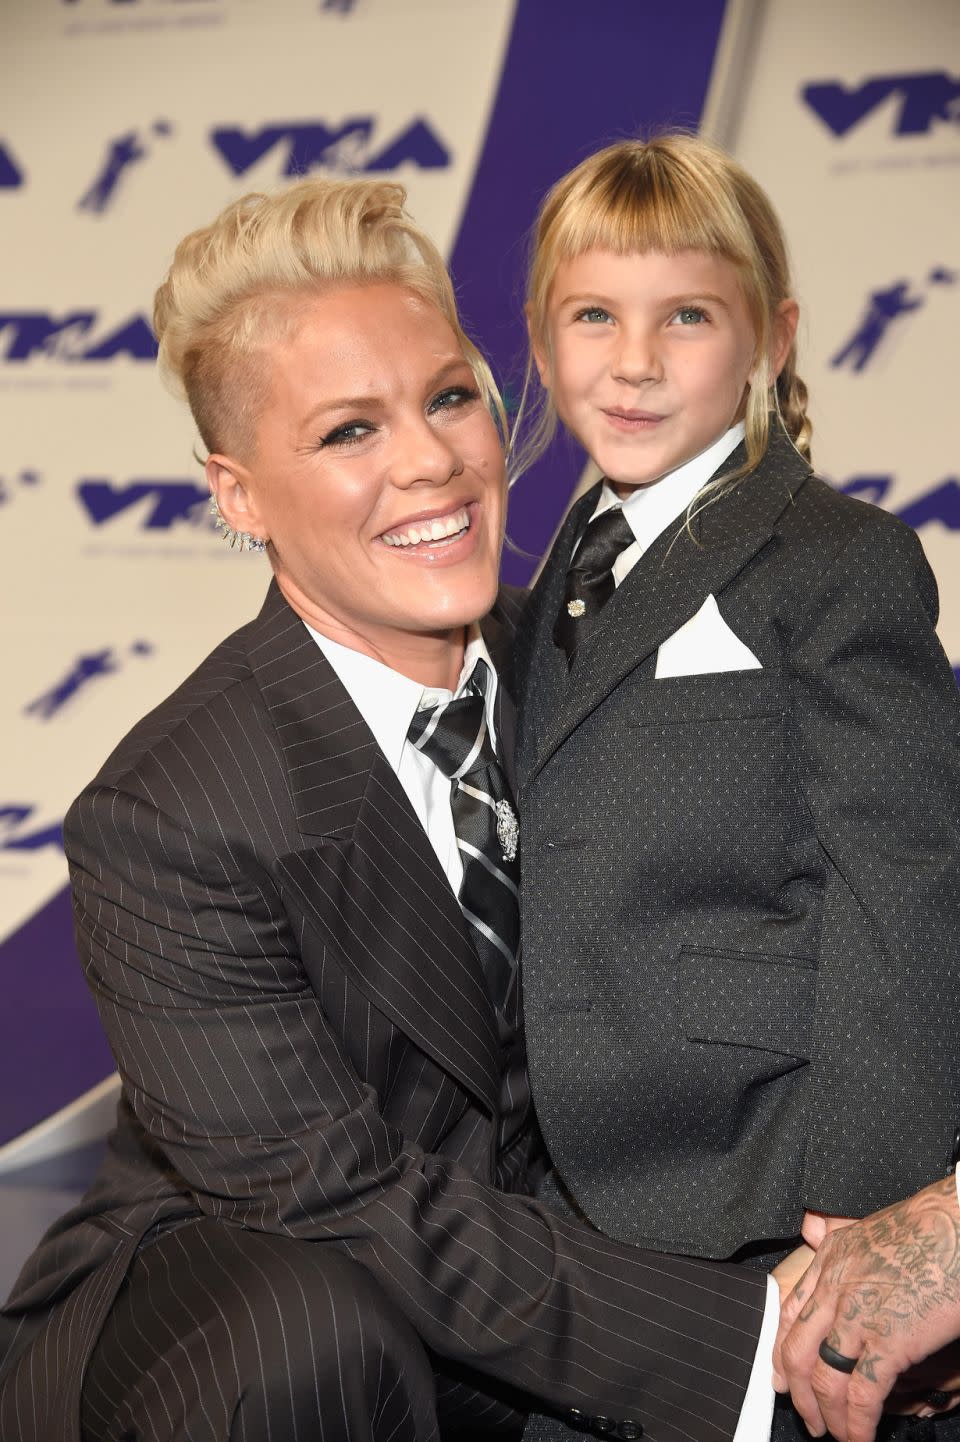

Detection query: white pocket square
(655, 594), (762, 679)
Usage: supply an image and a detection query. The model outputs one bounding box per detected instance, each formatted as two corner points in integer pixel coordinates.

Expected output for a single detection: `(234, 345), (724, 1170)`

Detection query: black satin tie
(554, 505), (635, 665)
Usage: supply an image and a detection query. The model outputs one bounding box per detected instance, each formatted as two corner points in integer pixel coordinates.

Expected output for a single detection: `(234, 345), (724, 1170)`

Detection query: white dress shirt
(304, 622), (498, 896)
(584, 422), (746, 580)
(305, 605), (775, 1439)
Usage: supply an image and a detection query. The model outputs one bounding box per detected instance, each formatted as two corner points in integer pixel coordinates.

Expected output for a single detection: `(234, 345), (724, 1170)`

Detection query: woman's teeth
(382, 507), (470, 548)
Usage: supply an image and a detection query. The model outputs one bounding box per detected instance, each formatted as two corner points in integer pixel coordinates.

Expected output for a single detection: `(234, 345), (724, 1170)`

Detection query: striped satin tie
(407, 659), (519, 1011)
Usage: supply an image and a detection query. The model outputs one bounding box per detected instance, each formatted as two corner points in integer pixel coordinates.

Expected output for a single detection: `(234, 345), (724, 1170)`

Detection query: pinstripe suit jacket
(0, 581), (766, 1442)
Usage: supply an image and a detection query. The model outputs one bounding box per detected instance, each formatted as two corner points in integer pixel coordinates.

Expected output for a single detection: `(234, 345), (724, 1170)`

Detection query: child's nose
(611, 329), (663, 385)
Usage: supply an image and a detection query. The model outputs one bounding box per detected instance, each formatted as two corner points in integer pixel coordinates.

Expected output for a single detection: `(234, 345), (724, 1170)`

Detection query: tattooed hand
(773, 1176), (960, 1442)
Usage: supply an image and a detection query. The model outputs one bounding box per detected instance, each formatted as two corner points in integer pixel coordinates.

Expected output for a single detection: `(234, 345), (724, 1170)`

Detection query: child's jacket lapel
(524, 432), (811, 785)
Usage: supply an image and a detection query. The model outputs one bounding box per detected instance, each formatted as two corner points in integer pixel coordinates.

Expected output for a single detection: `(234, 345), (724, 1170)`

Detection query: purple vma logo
(803, 71), (960, 137)
(838, 476), (960, 531)
(0, 141), (24, 188)
(70, 116), (450, 216)
(0, 313), (156, 361)
(78, 478), (210, 529)
(24, 642), (154, 721)
(0, 806), (62, 855)
(211, 117), (450, 177)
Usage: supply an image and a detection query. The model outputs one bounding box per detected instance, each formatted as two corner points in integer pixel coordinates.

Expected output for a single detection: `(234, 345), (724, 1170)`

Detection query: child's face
(533, 248), (762, 493)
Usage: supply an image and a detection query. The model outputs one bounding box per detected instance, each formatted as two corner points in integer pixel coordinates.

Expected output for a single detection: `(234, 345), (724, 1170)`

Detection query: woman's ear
(205, 454), (268, 542)
(525, 302), (551, 390)
(770, 298), (800, 380)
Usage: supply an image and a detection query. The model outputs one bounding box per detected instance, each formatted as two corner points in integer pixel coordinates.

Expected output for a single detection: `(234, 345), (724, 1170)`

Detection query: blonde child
(512, 133), (960, 1439)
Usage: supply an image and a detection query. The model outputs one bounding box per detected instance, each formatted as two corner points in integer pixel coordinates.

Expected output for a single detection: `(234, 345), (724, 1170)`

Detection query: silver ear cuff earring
(209, 497), (267, 553)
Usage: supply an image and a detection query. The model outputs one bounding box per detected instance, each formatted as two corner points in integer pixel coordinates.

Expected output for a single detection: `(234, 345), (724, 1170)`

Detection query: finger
(784, 1313), (878, 1439)
(806, 1332), (865, 1442)
(805, 1329), (903, 1442)
(777, 1314), (844, 1435)
(890, 1374), (960, 1408)
(841, 1351), (904, 1442)
(802, 1211), (828, 1249)
(821, 1215), (859, 1233)
(773, 1252), (826, 1387)
(908, 1392), (960, 1421)
(774, 1249), (824, 1351)
(787, 1373), (828, 1438)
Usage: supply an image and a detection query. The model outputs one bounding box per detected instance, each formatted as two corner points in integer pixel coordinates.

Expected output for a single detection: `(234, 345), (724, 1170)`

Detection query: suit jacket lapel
(246, 583), (500, 1114)
(525, 434), (812, 784)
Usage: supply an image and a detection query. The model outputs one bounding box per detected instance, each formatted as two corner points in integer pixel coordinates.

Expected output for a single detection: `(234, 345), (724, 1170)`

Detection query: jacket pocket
(627, 670), (785, 727)
(679, 945), (816, 1063)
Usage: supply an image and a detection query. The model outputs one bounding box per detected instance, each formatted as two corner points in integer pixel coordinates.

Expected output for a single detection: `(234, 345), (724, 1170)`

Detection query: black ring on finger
(818, 1340), (859, 1375)
(925, 1391), (953, 1409)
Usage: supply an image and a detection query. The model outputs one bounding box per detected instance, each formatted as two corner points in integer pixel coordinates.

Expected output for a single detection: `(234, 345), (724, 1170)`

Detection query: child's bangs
(554, 158), (754, 270)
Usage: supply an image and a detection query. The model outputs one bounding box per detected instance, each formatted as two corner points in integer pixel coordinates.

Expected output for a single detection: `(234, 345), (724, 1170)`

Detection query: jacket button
(618, 1424), (644, 1441)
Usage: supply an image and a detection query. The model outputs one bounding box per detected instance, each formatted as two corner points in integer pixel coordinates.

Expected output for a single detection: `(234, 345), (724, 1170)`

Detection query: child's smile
(533, 247), (760, 494)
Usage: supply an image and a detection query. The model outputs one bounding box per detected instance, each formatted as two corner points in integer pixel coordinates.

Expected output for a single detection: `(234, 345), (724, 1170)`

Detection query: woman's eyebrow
(298, 356), (470, 429)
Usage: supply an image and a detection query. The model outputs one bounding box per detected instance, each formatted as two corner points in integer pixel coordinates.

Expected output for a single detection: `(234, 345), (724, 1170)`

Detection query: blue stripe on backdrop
(0, 886), (114, 1144)
(449, 0), (730, 585)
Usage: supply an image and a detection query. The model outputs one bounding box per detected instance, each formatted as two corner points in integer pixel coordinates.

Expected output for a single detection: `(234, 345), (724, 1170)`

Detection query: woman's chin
(400, 562), (501, 631)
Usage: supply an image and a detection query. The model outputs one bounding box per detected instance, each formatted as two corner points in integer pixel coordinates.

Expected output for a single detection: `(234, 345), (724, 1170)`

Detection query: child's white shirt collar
(590, 421), (745, 566)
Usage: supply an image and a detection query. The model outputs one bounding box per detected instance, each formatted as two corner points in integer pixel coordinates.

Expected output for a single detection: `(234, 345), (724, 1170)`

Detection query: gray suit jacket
(515, 430), (960, 1259)
(1, 581), (766, 1442)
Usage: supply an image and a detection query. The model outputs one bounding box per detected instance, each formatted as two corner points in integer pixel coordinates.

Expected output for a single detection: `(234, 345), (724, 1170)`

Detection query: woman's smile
(378, 501), (474, 553)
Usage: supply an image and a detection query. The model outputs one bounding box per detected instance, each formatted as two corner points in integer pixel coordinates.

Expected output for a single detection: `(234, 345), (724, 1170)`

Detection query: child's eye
(673, 306), (707, 326)
(317, 420), (375, 449)
(428, 385), (479, 415)
(573, 306), (613, 325)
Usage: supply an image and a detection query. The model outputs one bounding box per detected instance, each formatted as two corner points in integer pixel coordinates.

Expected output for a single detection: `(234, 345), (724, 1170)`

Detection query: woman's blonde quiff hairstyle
(154, 176), (505, 460)
(516, 132), (811, 488)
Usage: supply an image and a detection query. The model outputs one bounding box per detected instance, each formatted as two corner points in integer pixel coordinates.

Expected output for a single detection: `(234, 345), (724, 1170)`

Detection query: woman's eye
(574, 306), (612, 324)
(673, 306), (707, 325)
(317, 420), (374, 448)
(428, 385), (479, 414)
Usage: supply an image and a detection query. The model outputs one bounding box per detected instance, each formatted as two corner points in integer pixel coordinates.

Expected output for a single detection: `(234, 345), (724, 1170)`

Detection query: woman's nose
(389, 418), (462, 488)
